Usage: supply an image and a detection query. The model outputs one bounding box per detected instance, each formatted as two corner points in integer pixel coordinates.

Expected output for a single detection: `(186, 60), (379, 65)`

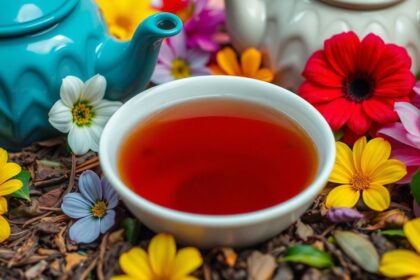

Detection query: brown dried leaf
(295, 219), (314, 241)
(247, 251), (277, 280)
(54, 226), (67, 254)
(24, 260), (48, 279)
(49, 259), (62, 277)
(8, 232), (38, 267)
(367, 209), (408, 230)
(8, 201), (42, 219)
(35, 222), (60, 234)
(65, 253), (88, 272)
(107, 229), (125, 249)
(37, 248), (58, 256)
(38, 188), (64, 208)
(220, 248), (237, 267)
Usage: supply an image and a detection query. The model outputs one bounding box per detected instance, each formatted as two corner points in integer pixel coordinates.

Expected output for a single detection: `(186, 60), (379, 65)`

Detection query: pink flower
(151, 31), (210, 84)
(378, 89), (420, 183)
(183, 0), (226, 53)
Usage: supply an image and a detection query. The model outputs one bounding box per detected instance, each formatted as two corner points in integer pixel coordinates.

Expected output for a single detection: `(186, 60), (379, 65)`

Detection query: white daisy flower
(48, 74), (122, 155)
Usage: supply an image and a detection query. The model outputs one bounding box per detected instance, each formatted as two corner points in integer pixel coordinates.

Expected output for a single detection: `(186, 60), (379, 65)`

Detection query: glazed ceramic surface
(225, 0), (420, 89)
(99, 76), (336, 248)
(0, 0), (181, 150)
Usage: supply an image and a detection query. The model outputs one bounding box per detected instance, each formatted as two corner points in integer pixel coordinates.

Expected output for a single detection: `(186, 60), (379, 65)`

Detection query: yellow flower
(112, 233), (203, 280)
(0, 148), (22, 243)
(326, 137), (406, 211)
(0, 197), (10, 243)
(210, 47), (275, 82)
(96, 0), (158, 40)
(379, 218), (420, 279)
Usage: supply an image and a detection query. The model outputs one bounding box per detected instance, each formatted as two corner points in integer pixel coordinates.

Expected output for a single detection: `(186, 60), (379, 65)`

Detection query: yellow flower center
(177, 3), (195, 22)
(171, 58), (191, 79)
(115, 16), (133, 31)
(91, 201), (107, 218)
(350, 173), (371, 190)
(72, 101), (94, 127)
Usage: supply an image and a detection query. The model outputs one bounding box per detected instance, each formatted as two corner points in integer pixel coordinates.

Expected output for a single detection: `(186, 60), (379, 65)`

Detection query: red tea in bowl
(118, 98), (318, 215)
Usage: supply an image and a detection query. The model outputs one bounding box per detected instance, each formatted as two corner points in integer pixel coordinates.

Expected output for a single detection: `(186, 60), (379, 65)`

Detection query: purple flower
(378, 91), (420, 184)
(327, 208), (364, 223)
(151, 31), (210, 84)
(183, 0), (226, 53)
(61, 170), (119, 244)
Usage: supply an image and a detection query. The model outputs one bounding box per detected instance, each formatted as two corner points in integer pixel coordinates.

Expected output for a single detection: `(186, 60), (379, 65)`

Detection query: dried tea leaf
(282, 245), (333, 269)
(24, 260), (48, 279)
(8, 200), (42, 219)
(411, 170), (420, 205)
(107, 229), (125, 248)
(65, 252), (88, 272)
(220, 248), (237, 267)
(10, 170), (31, 201)
(247, 251), (277, 280)
(334, 231), (379, 273)
(38, 188), (63, 208)
(295, 219), (314, 241)
(379, 229), (405, 237)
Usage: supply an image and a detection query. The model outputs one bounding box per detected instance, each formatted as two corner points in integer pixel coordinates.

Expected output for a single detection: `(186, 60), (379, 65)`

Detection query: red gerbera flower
(299, 32), (415, 137)
(154, 0), (189, 14)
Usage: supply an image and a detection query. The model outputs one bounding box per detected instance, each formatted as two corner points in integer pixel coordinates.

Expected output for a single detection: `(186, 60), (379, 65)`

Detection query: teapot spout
(96, 13), (182, 100)
(225, 0), (266, 50)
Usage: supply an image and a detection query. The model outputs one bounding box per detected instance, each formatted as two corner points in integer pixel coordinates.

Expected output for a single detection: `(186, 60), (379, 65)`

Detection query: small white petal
(151, 64), (174, 84)
(187, 49), (210, 68)
(86, 124), (103, 152)
(94, 100), (122, 119)
(68, 126), (93, 155)
(83, 74), (107, 105)
(60, 76), (84, 107)
(48, 101), (72, 133)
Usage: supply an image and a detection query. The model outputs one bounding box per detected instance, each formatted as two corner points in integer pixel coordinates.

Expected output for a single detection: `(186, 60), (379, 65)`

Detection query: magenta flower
(151, 31), (210, 84)
(378, 90), (420, 184)
(183, 0), (226, 53)
(61, 171), (119, 244)
(326, 208), (364, 223)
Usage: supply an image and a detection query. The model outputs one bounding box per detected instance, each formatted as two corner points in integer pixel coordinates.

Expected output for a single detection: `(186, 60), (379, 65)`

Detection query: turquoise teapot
(0, 0), (181, 150)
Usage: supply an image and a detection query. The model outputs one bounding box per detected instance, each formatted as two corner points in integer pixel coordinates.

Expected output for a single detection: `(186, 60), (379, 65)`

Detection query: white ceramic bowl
(99, 76), (335, 248)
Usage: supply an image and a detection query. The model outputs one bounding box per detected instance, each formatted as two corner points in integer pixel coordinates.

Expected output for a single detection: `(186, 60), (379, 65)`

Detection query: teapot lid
(0, 0), (79, 37)
(319, 0), (404, 9)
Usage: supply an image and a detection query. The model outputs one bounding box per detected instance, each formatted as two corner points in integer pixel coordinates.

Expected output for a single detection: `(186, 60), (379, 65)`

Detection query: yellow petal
(111, 276), (139, 280)
(329, 142), (355, 184)
(170, 247), (203, 280)
(0, 148), (7, 165)
(352, 136), (367, 173)
(0, 179), (23, 197)
(216, 47), (241, 76)
(176, 277), (199, 280)
(109, 24), (132, 41)
(0, 215), (10, 243)
(119, 248), (152, 280)
(371, 159), (407, 185)
(362, 184), (390, 212)
(379, 249), (420, 278)
(325, 185), (360, 208)
(404, 218), (420, 254)
(149, 233), (176, 278)
(241, 48), (262, 77)
(0, 197), (7, 215)
(408, 276), (420, 280)
(0, 162), (21, 185)
(361, 138), (391, 176)
(209, 64), (225, 75)
(255, 68), (274, 82)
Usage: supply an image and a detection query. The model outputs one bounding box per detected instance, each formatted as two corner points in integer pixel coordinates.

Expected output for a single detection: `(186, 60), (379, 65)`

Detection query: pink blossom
(378, 88), (420, 183)
(184, 0), (226, 53)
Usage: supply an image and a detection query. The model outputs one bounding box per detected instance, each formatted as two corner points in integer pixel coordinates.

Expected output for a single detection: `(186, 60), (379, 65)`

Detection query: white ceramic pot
(225, 0), (420, 90)
(99, 76), (335, 248)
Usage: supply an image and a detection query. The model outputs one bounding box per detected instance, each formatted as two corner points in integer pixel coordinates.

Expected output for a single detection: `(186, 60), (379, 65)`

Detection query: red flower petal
(298, 82), (342, 104)
(356, 33), (385, 75)
(347, 103), (372, 135)
(316, 98), (354, 131)
(362, 98), (398, 124)
(342, 127), (364, 145)
(374, 44), (412, 80)
(324, 32), (359, 77)
(374, 70), (416, 97)
(302, 51), (343, 87)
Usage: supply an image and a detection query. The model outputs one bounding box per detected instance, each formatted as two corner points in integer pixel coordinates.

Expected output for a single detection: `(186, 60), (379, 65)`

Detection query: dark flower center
(343, 74), (375, 102)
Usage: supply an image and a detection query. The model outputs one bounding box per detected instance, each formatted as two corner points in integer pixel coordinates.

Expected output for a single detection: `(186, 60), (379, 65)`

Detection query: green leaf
(334, 231), (379, 273)
(379, 229), (405, 237)
(122, 217), (141, 245)
(410, 170), (420, 205)
(416, 71), (420, 80)
(9, 170), (31, 202)
(281, 245), (333, 269)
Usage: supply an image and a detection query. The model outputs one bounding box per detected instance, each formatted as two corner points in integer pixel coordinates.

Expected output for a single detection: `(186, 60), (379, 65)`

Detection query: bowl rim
(99, 76), (336, 227)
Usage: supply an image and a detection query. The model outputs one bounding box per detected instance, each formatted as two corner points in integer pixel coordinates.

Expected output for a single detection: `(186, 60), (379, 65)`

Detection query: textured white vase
(225, 0), (420, 90)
